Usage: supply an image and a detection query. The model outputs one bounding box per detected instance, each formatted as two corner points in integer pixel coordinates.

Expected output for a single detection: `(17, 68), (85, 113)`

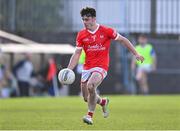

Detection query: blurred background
(0, 0), (180, 98)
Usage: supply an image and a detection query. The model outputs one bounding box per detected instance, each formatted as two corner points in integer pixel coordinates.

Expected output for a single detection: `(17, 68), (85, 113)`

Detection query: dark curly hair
(80, 7), (96, 17)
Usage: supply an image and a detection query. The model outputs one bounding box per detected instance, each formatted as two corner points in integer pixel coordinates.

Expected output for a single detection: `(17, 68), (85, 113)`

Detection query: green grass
(0, 95), (180, 130)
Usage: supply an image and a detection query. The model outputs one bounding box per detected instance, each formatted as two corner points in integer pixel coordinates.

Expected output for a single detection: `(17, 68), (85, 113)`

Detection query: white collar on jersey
(87, 24), (100, 34)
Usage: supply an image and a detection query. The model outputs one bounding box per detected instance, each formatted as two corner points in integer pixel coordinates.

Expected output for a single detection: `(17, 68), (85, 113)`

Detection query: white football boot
(82, 115), (93, 125)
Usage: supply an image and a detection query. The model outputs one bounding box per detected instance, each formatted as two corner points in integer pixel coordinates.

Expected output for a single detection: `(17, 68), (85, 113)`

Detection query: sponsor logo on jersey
(87, 43), (106, 51)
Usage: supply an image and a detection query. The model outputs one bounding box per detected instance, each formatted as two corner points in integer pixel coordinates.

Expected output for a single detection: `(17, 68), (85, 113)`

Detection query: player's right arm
(67, 48), (82, 70)
(67, 31), (83, 70)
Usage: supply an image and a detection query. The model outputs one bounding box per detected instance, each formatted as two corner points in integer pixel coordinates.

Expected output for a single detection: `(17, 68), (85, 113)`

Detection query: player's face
(82, 16), (96, 30)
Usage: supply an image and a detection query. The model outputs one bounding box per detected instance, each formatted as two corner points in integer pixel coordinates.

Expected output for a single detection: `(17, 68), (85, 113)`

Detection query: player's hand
(135, 54), (144, 63)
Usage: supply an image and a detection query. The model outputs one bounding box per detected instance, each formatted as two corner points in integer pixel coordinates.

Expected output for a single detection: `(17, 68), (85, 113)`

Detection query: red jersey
(76, 24), (119, 71)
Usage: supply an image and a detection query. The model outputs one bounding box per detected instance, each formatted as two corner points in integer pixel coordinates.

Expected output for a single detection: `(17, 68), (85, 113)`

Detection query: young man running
(67, 7), (144, 125)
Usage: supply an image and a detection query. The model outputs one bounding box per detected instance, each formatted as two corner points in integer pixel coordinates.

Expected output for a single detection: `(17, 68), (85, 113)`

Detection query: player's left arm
(115, 34), (144, 63)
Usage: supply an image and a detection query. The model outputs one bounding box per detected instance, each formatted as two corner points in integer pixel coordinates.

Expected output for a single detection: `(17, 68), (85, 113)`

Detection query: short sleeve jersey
(76, 24), (119, 71)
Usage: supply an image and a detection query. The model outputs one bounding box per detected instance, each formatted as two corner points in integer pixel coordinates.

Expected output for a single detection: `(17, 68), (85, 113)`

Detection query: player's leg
(96, 94), (109, 118)
(136, 69), (143, 93)
(81, 70), (94, 125)
(81, 82), (88, 102)
(87, 72), (102, 114)
(90, 69), (109, 118)
(81, 81), (109, 118)
(83, 72), (102, 124)
(81, 82), (109, 117)
(81, 70), (91, 102)
(140, 72), (149, 94)
(81, 82), (108, 104)
(136, 70), (148, 94)
(81, 81), (94, 125)
(141, 65), (153, 94)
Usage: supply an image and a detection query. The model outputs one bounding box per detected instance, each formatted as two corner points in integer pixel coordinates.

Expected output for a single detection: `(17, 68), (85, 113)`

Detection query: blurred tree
(14, 0), (63, 32)
(16, 0), (64, 32)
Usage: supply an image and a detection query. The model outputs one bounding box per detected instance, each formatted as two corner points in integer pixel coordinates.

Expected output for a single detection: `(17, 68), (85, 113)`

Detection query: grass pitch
(0, 95), (180, 130)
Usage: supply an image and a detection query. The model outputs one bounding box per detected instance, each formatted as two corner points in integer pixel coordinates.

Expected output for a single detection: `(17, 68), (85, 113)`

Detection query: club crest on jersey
(100, 35), (104, 38)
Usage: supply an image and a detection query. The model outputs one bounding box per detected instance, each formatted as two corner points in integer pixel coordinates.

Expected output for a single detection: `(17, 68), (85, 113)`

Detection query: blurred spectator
(13, 53), (34, 97)
(131, 34), (157, 94)
(46, 57), (58, 96)
(0, 56), (16, 98)
(35, 56), (58, 96)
